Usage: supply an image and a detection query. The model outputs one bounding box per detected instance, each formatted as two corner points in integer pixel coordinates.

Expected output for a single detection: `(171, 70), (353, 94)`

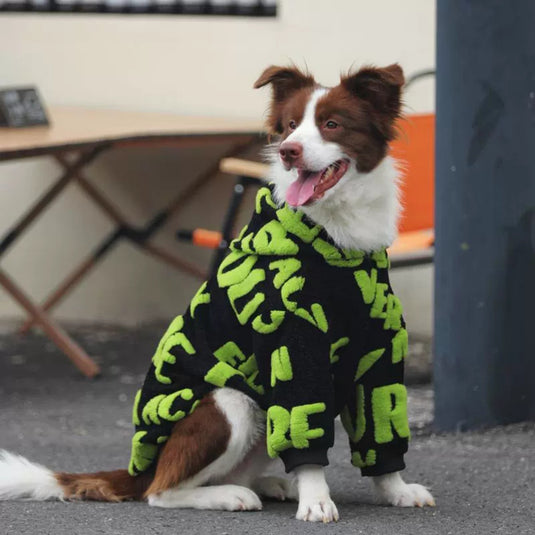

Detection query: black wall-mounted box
(0, 87), (49, 128)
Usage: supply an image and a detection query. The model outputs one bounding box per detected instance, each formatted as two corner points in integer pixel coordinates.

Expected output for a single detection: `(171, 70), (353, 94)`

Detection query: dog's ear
(254, 65), (315, 101)
(341, 64), (404, 123)
(254, 65), (315, 134)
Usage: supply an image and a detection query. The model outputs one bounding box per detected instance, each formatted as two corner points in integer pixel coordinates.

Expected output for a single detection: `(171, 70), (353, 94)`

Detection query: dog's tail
(0, 450), (151, 502)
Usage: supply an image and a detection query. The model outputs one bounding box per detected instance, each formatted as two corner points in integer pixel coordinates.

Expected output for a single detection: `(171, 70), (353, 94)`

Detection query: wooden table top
(0, 106), (265, 160)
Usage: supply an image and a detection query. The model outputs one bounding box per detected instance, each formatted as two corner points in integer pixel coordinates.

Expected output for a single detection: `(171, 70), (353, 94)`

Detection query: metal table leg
(0, 146), (106, 256)
(18, 138), (258, 334)
(0, 268), (100, 377)
(0, 146), (108, 376)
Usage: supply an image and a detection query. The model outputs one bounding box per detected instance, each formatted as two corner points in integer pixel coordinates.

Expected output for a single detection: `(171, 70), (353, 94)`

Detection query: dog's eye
(325, 120), (338, 130)
(288, 120), (297, 130)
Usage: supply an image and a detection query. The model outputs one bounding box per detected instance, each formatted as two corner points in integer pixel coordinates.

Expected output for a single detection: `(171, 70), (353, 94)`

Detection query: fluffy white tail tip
(0, 450), (64, 501)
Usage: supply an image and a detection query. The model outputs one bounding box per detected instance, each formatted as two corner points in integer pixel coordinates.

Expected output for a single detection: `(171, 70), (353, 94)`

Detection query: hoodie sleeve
(254, 312), (335, 473)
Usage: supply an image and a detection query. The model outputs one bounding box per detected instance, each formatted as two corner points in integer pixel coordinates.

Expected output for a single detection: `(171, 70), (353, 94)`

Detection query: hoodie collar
(230, 185), (371, 268)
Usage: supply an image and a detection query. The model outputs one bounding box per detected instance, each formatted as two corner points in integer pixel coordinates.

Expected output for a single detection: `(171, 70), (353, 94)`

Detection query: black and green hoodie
(129, 185), (410, 478)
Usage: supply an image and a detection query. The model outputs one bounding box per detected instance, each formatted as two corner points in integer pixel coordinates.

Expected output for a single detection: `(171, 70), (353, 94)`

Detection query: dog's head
(254, 64), (404, 208)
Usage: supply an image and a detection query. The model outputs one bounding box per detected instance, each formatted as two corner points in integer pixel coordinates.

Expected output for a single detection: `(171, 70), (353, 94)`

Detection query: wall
(0, 0), (436, 334)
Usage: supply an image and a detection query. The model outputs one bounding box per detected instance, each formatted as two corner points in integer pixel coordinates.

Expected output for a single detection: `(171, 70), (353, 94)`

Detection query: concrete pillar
(434, 0), (535, 430)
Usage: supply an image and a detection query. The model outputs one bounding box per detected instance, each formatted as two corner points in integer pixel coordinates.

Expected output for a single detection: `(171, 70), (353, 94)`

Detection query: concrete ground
(0, 323), (533, 535)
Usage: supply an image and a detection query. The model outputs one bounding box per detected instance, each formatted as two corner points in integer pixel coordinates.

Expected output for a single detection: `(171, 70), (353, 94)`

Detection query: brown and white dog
(0, 64), (435, 522)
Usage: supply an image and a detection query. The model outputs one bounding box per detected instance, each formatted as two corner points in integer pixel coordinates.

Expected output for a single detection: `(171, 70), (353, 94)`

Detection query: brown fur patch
(144, 394), (231, 497)
(56, 469), (152, 502)
(341, 64), (404, 130)
(315, 64), (404, 173)
(55, 394), (230, 502)
(277, 87), (315, 139)
(254, 65), (316, 134)
(315, 85), (386, 172)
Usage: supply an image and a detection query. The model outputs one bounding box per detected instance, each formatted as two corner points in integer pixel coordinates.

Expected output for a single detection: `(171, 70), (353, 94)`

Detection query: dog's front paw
(253, 476), (298, 501)
(379, 482), (435, 507)
(373, 472), (435, 507)
(296, 497), (339, 522)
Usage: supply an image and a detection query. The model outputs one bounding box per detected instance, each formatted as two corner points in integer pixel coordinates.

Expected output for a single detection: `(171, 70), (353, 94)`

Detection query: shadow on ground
(0, 323), (533, 534)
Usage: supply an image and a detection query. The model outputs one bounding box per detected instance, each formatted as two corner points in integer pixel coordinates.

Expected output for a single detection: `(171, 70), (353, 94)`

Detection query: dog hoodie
(129, 185), (410, 478)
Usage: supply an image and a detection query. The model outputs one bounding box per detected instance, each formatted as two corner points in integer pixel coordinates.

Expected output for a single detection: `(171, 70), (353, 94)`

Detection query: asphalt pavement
(0, 323), (533, 535)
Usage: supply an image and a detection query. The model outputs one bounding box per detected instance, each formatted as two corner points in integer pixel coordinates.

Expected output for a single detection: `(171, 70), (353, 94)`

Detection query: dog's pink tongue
(286, 170), (322, 207)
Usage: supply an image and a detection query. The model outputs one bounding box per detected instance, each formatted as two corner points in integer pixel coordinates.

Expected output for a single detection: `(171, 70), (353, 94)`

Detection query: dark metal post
(434, 0), (535, 430)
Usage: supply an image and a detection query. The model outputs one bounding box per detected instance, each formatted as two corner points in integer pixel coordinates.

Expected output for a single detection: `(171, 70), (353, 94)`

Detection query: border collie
(0, 63), (434, 523)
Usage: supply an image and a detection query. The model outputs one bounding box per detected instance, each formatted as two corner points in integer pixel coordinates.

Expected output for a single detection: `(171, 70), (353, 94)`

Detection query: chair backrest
(389, 113), (435, 233)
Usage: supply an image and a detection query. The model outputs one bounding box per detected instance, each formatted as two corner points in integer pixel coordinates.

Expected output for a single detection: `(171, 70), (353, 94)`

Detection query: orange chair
(177, 114), (435, 271)
(388, 113), (435, 267)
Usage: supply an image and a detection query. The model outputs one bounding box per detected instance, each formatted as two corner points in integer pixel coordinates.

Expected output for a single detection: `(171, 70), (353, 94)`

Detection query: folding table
(0, 106), (264, 377)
